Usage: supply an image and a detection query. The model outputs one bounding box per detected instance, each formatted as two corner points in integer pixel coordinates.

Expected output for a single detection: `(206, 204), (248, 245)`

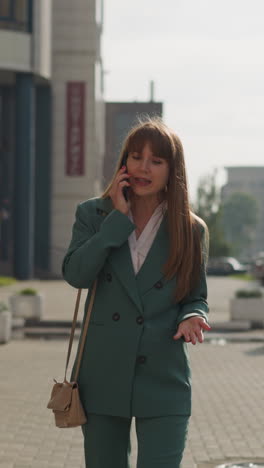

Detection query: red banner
(66, 82), (85, 175)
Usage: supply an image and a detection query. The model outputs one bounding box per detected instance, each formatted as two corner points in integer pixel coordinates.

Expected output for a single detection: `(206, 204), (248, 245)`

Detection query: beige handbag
(47, 280), (97, 428)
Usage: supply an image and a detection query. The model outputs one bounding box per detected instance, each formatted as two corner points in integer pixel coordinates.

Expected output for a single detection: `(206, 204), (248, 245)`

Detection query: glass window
(14, 0), (27, 24)
(0, 0), (29, 31)
(0, 0), (12, 18)
(0, 93), (3, 147)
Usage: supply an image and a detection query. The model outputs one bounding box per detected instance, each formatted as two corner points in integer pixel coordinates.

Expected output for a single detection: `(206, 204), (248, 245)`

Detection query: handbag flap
(47, 381), (75, 411)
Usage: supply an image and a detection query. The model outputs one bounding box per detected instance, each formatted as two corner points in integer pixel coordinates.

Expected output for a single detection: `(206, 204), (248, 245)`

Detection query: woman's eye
(130, 155), (163, 164)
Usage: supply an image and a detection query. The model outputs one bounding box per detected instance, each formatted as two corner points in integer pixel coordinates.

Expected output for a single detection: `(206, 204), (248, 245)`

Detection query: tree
(194, 171), (232, 257)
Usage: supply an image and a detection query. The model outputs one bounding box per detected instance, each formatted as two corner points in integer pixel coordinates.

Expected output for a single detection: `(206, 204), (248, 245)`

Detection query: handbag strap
(64, 279), (98, 382)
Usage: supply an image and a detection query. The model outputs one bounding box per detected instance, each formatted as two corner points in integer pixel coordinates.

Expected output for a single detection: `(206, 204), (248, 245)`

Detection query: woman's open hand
(109, 166), (131, 215)
(173, 316), (211, 345)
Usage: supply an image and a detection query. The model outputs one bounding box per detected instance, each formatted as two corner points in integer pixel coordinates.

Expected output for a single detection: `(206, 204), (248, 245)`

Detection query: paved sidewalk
(0, 277), (264, 467)
(0, 339), (264, 468)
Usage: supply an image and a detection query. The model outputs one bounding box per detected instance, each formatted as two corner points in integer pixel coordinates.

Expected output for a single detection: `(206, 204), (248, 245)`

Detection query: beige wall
(0, 30), (31, 71)
(50, 0), (105, 275)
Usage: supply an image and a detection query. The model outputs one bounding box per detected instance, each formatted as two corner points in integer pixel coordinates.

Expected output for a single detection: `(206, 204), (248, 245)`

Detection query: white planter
(0, 311), (12, 344)
(230, 298), (264, 325)
(9, 294), (43, 320)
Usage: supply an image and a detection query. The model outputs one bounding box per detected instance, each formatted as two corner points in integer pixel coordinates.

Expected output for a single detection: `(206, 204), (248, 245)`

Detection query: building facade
(221, 166), (264, 258)
(0, 0), (52, 278)
(50, 0), (105, 276)
(0, 0), (105, 278)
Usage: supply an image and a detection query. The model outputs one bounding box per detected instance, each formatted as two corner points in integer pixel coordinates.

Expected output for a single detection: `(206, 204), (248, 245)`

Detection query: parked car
(207, 257), (248, 276)
(252, 251), (264, 286)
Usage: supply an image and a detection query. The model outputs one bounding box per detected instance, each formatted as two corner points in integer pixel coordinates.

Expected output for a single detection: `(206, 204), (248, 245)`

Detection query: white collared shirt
(128, 202), (167, 275)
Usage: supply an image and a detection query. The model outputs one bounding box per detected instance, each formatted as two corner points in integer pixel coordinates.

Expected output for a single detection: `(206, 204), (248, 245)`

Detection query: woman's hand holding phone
(109, 166), (131, 215)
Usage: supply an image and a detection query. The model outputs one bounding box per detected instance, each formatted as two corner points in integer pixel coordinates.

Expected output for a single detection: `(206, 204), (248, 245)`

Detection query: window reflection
(0, 0), (29, 32)
(0, 1), (10, 18)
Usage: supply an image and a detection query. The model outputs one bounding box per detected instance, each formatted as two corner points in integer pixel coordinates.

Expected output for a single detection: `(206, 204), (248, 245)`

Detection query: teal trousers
(82, 414), (189, 468)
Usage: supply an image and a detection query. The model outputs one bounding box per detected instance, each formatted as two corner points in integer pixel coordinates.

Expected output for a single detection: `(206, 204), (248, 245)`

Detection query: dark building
(0, 1), (52, 279)
(103, 101), (163, 187)
(0, 0), (106, 280)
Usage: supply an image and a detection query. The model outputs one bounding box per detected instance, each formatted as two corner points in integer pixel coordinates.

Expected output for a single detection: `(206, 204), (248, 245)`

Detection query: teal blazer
(62, 197), (209, 418)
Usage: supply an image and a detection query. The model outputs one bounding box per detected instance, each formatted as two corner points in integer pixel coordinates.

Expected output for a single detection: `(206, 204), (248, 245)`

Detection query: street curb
(21, 319), (262, 332)
(10, 318), (264, 342)
(197, 458), (264, 468)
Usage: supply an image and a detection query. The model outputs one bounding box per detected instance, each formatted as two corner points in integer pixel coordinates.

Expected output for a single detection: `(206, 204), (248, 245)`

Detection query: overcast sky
(102, 0), (264, 202)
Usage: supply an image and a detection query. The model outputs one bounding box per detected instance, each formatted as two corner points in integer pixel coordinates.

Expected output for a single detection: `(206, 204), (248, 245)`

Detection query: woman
(62, 117), (210, 468)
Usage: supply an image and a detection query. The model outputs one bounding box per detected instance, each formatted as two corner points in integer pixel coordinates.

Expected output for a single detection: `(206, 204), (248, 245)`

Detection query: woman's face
(126, 142), (169, 200)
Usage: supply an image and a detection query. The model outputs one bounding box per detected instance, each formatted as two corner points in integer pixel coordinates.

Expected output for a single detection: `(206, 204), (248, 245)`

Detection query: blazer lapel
(135, 216), (170, 295)
(95, 197), (143, 314)
(108, 243), (143, 313)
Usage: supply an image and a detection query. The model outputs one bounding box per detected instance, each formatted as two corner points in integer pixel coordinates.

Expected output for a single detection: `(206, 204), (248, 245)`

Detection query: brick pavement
(0, 277), (264, 467)
(0, 338), (264, 467)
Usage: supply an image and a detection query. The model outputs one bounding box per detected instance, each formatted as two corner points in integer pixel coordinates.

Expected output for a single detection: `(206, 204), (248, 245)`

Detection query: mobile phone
(121, 153), (129, 201)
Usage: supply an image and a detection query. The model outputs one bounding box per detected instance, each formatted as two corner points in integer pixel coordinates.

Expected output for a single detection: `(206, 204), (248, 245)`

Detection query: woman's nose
(140, 159), (150, 172)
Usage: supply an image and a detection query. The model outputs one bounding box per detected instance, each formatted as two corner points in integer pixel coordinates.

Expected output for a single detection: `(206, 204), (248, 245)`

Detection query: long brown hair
(102, 116), (209, 302)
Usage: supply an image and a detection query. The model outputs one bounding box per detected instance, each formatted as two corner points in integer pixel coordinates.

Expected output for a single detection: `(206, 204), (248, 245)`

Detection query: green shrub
(229, 273), (255, 281)
(0, 302), (8, 312)
(19, 288), (38, 296)
(235, 289), (263, 298)
(0, 276), (17, 287)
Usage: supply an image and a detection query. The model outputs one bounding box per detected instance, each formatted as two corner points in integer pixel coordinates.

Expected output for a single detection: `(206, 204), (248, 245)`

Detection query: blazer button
(137, 355), (146, 364)
(154, 281), (163, 289)
(106, 273), (112, 282)
(112, 313), (120, 321)
(136, 316), (144, 325)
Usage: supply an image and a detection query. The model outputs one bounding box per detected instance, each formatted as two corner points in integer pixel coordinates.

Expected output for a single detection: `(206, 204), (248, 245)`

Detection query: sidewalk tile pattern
(0, 339), (263, 467)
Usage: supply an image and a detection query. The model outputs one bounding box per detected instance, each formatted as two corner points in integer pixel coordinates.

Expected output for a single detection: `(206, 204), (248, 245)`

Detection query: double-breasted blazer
(62, 196), (209, 418)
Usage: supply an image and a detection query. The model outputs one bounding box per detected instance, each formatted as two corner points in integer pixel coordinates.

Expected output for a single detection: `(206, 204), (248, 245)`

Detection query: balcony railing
(0, 0), (31, 33)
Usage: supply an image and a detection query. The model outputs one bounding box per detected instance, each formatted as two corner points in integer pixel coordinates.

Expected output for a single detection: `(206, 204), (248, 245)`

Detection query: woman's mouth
(133, 177), (152, 187)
